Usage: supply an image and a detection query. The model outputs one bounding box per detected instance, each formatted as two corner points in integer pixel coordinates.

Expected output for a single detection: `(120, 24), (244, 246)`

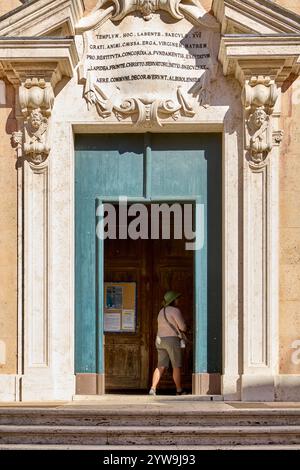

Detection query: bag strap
(163, 307), (181, 338)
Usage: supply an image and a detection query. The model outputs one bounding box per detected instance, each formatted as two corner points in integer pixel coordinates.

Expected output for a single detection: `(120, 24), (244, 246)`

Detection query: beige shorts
(156, 336), (183, 369)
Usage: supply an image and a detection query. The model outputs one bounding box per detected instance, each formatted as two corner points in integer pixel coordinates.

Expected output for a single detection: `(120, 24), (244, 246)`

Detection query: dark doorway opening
(104, 203), (194, 394)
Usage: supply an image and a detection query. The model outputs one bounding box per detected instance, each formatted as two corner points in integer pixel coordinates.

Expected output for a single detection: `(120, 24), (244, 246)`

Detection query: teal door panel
(75, 134), (144, 198)
(75, 197), (97, 372)
(96, 199), (104, 374)
(75, 133), (222, 376)
(151, 134), (207, 197)
(195, 200), (208, 373)
(75, 134), (144, 373)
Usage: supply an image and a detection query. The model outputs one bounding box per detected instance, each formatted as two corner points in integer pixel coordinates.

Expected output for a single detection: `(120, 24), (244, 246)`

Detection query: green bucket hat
(162, 290), (181, 307)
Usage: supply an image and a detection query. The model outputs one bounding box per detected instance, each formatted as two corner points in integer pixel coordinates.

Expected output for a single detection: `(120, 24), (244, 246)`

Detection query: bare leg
(173, 367), (182, 392)
(151, 367), (165, 390)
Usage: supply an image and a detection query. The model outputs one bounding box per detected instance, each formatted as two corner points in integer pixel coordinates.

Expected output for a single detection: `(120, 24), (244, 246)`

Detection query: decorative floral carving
(273, 130), (284, 145)
(24, 109), (50, 165)
(137, 0), (159, 20)
(242, 76), (280, 170)
(11, 131), (23, 149)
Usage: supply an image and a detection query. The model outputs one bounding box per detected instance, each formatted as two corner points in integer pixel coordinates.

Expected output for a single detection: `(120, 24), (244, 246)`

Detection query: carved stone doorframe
(0, 2), (300, 401)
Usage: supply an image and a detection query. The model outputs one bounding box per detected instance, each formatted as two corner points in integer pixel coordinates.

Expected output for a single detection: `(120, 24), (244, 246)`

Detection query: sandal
(176, 390), (187, 395)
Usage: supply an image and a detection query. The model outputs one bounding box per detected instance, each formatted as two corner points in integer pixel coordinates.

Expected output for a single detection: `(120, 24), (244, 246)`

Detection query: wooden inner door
(104, 204), (194, 392)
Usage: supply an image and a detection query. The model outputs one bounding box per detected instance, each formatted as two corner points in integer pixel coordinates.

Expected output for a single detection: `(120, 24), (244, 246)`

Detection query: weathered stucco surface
(274, 0), (300, 374)
(279, 73), (300, 373)
(275, 0), (300, 15)
(0, 0), (22, 17)
(0, 80), (17, 374)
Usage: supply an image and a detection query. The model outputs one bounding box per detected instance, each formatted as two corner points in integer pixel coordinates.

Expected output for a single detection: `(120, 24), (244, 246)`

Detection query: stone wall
(0, 1), (20, 378)
(279, 63), (300, 373)
(273, 0), (300, 374)
(0, 80), (17, 374)
(274, 0), (300, 15)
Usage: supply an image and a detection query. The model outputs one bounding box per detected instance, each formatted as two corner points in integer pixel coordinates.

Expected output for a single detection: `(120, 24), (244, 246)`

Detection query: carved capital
(19, 77), (54, 118)
(242, 76), (278, 115)
(12, 77), (54, 166)
(242, 76), (280, 171)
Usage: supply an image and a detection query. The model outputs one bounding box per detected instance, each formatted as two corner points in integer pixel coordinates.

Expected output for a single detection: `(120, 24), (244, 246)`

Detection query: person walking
(149, 290), (187, 396)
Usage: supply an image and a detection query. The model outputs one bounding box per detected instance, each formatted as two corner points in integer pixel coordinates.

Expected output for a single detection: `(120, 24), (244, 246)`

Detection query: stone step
(1, 444), (300, 450)
(1, 408), (300, 427)
(1, 425), (300, 446)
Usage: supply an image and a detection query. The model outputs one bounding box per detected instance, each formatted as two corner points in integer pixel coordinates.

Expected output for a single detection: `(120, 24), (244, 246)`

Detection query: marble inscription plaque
(81, 14), (218, 125)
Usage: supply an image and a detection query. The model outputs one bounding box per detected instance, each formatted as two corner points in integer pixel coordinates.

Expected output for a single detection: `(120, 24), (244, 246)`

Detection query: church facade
(0, 0), (300, 402)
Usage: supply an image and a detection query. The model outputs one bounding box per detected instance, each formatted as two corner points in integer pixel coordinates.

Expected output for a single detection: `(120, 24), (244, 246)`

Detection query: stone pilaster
(219, 35), (300, 401)
(0, 36), (78, 401)
(241, 74), (281, 401)
(8, 62), (72, 400)
(12, 70), (55, 400)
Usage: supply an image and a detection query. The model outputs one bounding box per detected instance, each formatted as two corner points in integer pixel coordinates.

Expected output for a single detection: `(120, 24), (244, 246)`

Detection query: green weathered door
(75, 133), (222, 390)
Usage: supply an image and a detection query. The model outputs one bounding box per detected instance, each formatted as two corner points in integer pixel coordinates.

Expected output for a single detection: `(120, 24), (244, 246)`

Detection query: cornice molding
(2, 0), (300, 38)
(219, 35), (300, 86)
(0, 38), (79, 85)
(0, 0), (84, 37)
(213, 0), (300, 35)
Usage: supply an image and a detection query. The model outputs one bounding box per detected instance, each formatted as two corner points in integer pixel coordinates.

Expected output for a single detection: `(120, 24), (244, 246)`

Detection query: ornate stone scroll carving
(117, 86), (195, 125)
(76, 0), (219, 31)
(242, 76), (279, 171)
(13, 78), (54, 165)
(86, 84), (195, 126)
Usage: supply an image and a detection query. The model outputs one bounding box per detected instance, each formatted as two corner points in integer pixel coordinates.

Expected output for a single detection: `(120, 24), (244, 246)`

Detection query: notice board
(104, 282), (136, 333)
